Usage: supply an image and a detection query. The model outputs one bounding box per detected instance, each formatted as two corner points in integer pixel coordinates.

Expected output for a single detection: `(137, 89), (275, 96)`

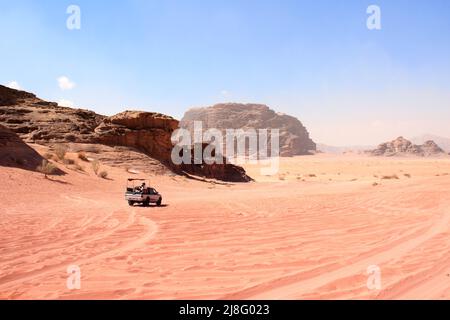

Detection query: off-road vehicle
(125, 178), (162, 207)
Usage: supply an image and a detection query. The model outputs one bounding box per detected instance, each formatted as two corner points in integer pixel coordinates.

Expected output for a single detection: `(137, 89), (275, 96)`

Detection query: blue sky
(1, 0), (450, 145)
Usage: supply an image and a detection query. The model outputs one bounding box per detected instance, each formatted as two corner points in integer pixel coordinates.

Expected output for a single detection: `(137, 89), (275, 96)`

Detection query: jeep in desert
(125, 178), (162, 207)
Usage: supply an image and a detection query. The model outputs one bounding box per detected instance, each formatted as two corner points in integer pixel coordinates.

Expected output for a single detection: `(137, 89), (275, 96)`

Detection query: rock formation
(411, 134), (450, 153)
(369, 136), (446, 157)
(94, 111), (251, 182)
(0, 124), (46, 170)
(0, 85), (104, 144)
(180, 103), (316, 157)
(0, 85), (251, 182)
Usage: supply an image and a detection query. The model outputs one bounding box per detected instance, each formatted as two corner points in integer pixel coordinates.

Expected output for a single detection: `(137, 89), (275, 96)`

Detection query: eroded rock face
(94, 111), (179, 162)
(0, 85), (252, 182)
(95, 111), (252, 182)
(0, 85), (36, 106)
(369, 137), (446, 157)
(0, 85), (104, 144)
(180, 103), (316, 157)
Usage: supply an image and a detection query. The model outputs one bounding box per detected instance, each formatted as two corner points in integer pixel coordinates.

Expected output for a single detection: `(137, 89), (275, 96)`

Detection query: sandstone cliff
(0, 85), (251, 182)
(180, 103), (316, 157)
(0, 85), (104, 144)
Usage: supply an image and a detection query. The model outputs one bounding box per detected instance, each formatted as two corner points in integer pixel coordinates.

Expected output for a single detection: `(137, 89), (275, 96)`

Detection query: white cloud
(221, 90), (230, 97)
(58, 99), (74, 108)
(5, 81), (22, 90)
(57, 76), (76, 90)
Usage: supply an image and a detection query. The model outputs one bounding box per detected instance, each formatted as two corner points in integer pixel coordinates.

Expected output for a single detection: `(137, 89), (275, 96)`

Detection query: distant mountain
(410, 134), (450, 153)
(316, 143), (375, 154)
(369, 136), (447, 157)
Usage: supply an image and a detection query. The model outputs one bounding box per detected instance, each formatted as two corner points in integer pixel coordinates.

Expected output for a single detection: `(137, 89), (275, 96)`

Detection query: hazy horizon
(1, 0), (450, 146)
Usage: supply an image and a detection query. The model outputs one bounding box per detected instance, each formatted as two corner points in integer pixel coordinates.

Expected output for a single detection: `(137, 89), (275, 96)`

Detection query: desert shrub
(77, 151), (88, 162)
(72, 163), (85, 172)
(99, 170), (108, 179)
(404, 173), (411, 178)
(54, 144), (68, 161)
(37, 160), (58, 178)
(307, 174), (316, 177)
(91, 160), (100, 175)
(372, 182), (379, 186)
(63, 158), (75, 165)
(381, 174), (399, 180)
(278, 175), (286, 181)
(83, 145), (100, 153)
(44, 152), (54, 160)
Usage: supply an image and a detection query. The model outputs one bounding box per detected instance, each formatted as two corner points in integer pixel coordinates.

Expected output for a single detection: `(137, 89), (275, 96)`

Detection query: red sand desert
(1, 150), (450, 299)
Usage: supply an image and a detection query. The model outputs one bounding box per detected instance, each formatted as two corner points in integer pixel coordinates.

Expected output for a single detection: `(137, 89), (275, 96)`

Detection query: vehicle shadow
(132, 204), (169, 208)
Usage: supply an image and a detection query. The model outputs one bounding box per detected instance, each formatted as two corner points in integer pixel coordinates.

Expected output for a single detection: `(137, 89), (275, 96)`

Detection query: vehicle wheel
(156, 198), (162, 206)
(128, 200), (134, 206)
(143, 198), (150, 207)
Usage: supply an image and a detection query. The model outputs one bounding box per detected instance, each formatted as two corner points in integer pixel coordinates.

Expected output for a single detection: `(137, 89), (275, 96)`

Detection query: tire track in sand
(225, 199), (450, 299)
(0, 205), (158, 291)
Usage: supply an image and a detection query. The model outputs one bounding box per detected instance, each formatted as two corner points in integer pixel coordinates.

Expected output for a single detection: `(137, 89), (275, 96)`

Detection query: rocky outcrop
(0, 85), (251, 182)
(421, 140), (446, 156)
(0, 85), (36, 106)
(0, 124), (46, 169)
(94, 111), (179, 162)
(95, 111), (252, 182)
(411, 134), (450, 153)
(369, 136), (446, 157)
(180, 103), (316, 157)
(0, 85), (104, 144)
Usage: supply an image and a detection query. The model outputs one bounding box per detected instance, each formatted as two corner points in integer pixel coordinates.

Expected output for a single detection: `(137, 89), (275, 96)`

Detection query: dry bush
(44, 152), (54, 160)
(63, 158), (75, 165)
(307, 174), (316, 177)
(91, 160), (100, 175)
(37, 160), (58, 178)
(77, 151), (88, 162)
(73, 163), (85, 172)
(99, 170), (108, 179)
(54, 144), (68, 161)
(372, 182), (379, 186)
(381, 174), (399, 180)
(404, 173), (411, 178)
(83, 145), (100, 153)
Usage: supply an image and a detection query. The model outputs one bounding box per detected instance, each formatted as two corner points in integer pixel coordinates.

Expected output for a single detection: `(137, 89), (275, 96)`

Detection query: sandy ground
(0, 151), (450, 300)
